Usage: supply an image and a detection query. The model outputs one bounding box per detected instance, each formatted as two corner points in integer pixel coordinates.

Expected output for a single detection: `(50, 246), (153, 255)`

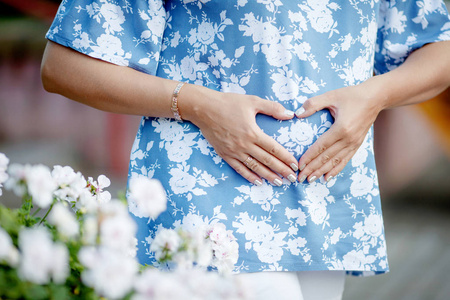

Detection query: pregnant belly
(255, 109), (333, 160)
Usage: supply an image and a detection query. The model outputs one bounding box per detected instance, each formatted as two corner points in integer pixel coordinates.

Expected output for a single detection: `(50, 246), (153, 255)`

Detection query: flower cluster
(0, 153), (8, 196)
(0, 152), (248, 299)
(150, 222), (239, 275)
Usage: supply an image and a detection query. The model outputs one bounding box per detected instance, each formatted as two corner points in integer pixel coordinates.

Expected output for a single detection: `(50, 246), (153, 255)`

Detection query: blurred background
(0, 1), (449, 299)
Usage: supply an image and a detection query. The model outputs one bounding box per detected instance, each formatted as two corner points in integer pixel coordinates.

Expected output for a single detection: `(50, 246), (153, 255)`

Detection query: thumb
(295, 94), (332, 118)
(256, 98), (295, 120)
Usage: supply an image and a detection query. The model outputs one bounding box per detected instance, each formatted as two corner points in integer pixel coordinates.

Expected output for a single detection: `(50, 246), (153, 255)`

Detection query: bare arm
(296, 40), (450, 183)
(41, 41), (299, 185)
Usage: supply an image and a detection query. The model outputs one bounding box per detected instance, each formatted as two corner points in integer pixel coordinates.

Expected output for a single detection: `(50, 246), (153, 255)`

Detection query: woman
(41, 0), (450, 299)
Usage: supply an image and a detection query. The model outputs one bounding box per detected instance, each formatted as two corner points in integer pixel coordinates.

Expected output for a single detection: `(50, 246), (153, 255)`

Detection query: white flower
(342, 249), (365, 269)
(285, 207), (307, 226)
(72, 32), (90, 49)
(253, 239), (284, 264)
(287, 237), (307, 255)
(261, 36), (292, 67)
(76, 188), (99, 213)
(270, 71), (299, 101)
(341, 33), (352, 51)
(26, 165), (57, 208)
(154, 119), (184, 142)
(330, 227), (342, 244)
(4, 163), (27, 197)
(248, 183), (274, 206)
(350, 169), (375, 197)
(384, 7), (407, 34)
(6, 164), (57, 207)
(90, 34), (125, 63)
(362, 214), (383, 237)
(196, 21), (216, 45)
(52, 243), (70, 284)
(150, 228), (182, 262)
(342, 249), (376, 270)
(100, 208), (137, 255)
(166, 142), (193, 162)
(79, 246), (138, 299)
(169, 166), (196, 195)
(0, 152), (9, 196)
(48, 202), (79, 238)
(352, 55), (370, 82)
(205, 223), (239, 274)
(99, 3), (125, 34)
(181, 212), (208, 233)
(289, 121), (315, 147)
(133, 269), (191, 300)
(82, 215), (98, 245)
(308, 9), (334, 33)
(180, 56), (198, 81)
(0, 227), (19, 266)
(88, 175), (112, 204)
(52, 165), (86, 203)
(128, 176), (167, 219)
(18, 227), (69, 284)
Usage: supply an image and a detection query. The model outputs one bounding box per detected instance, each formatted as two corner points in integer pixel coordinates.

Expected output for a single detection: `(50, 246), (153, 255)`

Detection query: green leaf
(24, 284), (49, 300)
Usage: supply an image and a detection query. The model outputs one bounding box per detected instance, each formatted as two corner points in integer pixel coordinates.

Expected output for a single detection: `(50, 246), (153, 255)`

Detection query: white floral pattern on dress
(47, 0), (450, 276)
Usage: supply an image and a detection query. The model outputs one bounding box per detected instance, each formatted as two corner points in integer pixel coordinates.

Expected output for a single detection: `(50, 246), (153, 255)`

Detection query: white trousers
(235, 271), (346, 300)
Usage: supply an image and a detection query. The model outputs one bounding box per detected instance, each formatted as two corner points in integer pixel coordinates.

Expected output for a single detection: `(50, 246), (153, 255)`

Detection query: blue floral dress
(47, 0), (450, 276)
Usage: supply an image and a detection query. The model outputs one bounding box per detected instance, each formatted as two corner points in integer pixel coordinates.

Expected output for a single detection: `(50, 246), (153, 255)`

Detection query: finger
(295, 93), (335, 119)
(254, 97), (295, 121)
(227, 157), (263, 186)
(323, 152), (353, 182)
(297, 141), (346, 183)
(249, 145), (298, 183)
(242, 155), (284, 186)
(255, 130), (299, 173)
(298, 126), (341, 172)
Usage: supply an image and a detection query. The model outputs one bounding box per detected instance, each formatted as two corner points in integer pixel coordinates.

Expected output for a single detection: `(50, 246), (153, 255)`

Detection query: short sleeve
(45, 0), (166, 75)
(375, 0), (450, 75)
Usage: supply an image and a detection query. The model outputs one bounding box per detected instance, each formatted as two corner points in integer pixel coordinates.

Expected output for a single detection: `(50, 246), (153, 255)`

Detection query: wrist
(176, 83), (218, 124)
(359, 75), (392, 114)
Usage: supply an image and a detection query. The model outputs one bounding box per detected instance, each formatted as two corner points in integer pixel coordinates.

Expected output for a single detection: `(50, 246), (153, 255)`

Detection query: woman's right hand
(178, 84), (299, 186)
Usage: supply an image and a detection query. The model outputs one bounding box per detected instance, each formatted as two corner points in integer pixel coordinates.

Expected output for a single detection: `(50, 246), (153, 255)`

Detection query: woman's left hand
(295, 83), (382, 183)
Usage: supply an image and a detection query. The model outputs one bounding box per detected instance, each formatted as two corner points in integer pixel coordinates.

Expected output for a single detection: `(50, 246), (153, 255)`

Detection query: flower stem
(39, 200), (55, 225)
(31, 207), (41, 217)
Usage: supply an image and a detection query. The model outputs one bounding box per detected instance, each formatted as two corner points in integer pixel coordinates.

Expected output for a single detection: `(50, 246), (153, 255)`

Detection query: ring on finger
(243, 156), (253, 167)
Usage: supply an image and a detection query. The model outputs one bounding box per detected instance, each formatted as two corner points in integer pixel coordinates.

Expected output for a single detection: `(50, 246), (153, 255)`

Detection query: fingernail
(273, 178), (283, 186)
(326, 176), (333, 182)
(284, 109), (295, 117)
(299, 175), (307, 183)
(288, 174), (297, 183)
(254, 179), (263, 186)
(300, 164), (306, 171)
(295, 107), (305, 117)
(309, 175), (317, 183)
(290, 163), (298, 172)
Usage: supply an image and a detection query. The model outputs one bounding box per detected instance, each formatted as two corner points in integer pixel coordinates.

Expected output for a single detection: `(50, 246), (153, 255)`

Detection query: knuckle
(332, 157), (341, 167)
(250, 163), (259, 172)
(318, 145), (327, 154)
(246, 128), (260, 141)
(261, 155), (272, 166)
(269, 145), (278, 155)
(234, 166), (245, 175)
(321, 155), (330, 164)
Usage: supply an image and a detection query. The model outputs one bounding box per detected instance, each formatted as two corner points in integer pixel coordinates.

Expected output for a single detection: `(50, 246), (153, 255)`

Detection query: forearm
(41, 41), (300, 186)
(41, 41), (196, 118)
(364, 40), (450, 112)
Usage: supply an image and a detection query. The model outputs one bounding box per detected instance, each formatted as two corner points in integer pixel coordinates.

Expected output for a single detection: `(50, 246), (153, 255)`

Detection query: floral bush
(0, 153), (248, 300)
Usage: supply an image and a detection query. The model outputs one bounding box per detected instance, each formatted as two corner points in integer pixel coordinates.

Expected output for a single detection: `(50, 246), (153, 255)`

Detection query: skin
(41, 40), (450, 186)
(295, 41), (450, 183)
